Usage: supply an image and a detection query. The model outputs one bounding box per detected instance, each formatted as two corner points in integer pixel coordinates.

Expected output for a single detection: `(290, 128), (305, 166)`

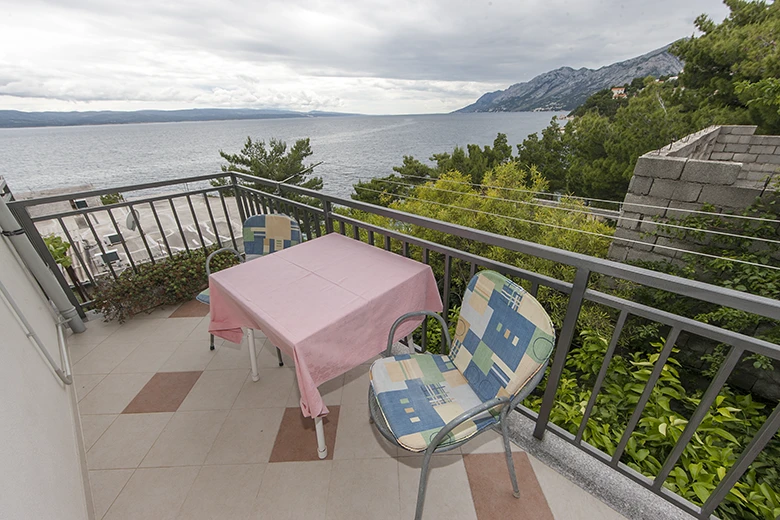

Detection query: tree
(568, 88), (629, 119)
(517, 118), (569, 193)
(351, 133), (514, 206)
(351, 155), (438, 205)
(430, 133), (514, 185)
(672, 0), (780, 133)
(215, 137), (323, 194)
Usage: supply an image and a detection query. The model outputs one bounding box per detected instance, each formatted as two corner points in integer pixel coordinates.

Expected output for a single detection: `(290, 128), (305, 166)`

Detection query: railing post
(230, 173), (246, 223)
(533, 267), (590, 439)
(323, 199), (333, 234)
(6, 203), (86, 320)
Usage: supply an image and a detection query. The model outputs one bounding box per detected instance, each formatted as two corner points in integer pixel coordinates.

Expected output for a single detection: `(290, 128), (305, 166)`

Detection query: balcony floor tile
(464, 451), (554, 520)
(269, 406), (339, 462)
(78, 373), (155, 415)
(250, 461), (332, 520)
(122, 371), (202, 414)
(399, 454), (478, 520)
(103, 466), (200, 520)
(205, 407), (285, 465)
(80, 414), (118, 451)
(160, 339), (218, 372)
(88, 469), (134, 520)
(87, 413), (172, 470)
(176, 464), (266, 520)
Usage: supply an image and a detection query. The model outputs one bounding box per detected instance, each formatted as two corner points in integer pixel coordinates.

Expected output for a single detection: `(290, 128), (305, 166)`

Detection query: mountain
(0, 108), (355, 129)
(454, 45), (684, 113)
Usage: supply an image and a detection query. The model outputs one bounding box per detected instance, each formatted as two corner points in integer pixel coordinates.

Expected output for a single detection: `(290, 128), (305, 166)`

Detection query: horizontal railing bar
(585, 289), (780, 359)
(266, 179), (779, 321)
(657, 487), (706, 519)
(236, 185), (325, 214)
(9, 172), (228, 207)
(30, 185), (228, 222)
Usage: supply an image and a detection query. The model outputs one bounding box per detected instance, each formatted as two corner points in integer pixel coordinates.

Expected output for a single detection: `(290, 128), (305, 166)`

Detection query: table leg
(315, 416), (327, 459)
(247, 329), (259, 382)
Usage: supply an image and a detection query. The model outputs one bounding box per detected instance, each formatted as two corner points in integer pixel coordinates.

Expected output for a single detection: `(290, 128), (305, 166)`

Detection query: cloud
(0, 0), (730, 114)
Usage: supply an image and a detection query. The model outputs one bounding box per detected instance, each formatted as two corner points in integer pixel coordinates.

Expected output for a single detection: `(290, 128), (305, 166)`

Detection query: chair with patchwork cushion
(196, 214), (302, 364)
(368, 270), (556, 520)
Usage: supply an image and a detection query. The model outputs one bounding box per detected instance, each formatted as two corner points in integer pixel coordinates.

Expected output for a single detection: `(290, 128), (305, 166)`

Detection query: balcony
(5, 173), (780, 520)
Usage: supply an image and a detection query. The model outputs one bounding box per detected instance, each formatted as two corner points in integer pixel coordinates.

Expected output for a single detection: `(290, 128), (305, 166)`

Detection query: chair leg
(209, 334), (215, 351)
(501, 418), (521, 498)
(276, 347), (284, 367)
(414, 449), (435, 520)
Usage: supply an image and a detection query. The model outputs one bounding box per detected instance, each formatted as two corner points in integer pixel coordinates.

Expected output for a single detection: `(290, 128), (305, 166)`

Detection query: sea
(0, 112), (564, 199)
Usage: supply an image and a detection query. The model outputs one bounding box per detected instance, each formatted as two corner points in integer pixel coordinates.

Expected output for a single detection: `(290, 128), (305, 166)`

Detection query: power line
(367, 177), (780, 246)
(379, 173), (779, 224)
(352, 185), (780, 271)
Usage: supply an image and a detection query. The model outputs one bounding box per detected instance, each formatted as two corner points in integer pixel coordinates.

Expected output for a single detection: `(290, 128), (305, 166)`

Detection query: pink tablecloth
(208, 233), (443, 418)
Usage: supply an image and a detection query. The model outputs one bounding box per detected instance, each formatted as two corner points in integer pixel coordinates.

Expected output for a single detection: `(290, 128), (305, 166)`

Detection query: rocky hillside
(455, 45), (683, 113)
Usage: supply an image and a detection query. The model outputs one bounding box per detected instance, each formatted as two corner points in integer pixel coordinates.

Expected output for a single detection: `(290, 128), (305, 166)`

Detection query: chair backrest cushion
(242, 214), (302, 259)
(450, 270), (556, 402)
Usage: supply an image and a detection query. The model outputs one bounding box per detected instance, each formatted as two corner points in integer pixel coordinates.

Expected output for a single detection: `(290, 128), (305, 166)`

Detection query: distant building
(611, 87), (627, 99)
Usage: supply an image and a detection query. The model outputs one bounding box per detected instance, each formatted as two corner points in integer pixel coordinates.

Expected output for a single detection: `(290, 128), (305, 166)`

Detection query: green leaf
(711, 428), (739, 445)
(692, 482), (711, 504)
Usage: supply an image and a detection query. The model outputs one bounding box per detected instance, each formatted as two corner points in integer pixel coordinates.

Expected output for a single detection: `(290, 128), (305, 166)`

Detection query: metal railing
(7, 172), (780, 519)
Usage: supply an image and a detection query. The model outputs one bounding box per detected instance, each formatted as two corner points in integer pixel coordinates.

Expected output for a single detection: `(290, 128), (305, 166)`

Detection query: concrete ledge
(719, 125), (757, 136)
(505, 413), (699, 520)
(681, 160), (741, 185)
(634, 156), (687, 180)
(698, 185), (760, 208)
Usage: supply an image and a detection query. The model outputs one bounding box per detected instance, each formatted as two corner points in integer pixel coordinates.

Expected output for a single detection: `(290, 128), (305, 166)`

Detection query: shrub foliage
(92, 246), (240, 322)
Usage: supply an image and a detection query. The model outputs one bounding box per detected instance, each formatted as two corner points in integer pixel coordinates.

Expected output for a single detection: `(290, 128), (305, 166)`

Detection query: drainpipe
(0, 197), (86, 333)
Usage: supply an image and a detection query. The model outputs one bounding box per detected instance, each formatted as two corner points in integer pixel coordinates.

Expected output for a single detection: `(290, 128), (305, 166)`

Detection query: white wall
(0, 234), (90, 520)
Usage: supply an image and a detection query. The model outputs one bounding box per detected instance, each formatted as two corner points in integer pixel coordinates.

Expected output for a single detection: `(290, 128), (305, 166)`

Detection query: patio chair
(196, 214), (303, 365)
(368, 270), (556, 520)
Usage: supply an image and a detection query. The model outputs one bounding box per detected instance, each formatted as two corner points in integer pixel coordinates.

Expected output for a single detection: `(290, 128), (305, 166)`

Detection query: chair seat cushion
(196, 289), (210, 305)
(369, 353), (498, 452)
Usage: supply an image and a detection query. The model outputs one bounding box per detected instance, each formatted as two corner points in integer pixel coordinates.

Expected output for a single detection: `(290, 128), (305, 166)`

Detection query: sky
(0, 0), (731, 115)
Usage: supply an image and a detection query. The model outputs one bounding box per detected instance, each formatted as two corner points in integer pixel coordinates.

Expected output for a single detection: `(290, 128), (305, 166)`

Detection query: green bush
(92, 246), (240, 322)
(43, 234), (72, 268)
(100, 192), (125, 205)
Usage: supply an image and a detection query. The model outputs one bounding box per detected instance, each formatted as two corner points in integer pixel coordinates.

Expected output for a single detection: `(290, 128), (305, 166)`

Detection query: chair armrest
(427, 396), (510, 452)
(386, 310), (451, 356)
(206, 247), (243, 276)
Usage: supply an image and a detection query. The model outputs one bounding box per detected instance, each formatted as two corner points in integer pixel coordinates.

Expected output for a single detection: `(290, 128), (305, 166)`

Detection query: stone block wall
(608, 125), (780, 265)
(607, 125), (780, 400)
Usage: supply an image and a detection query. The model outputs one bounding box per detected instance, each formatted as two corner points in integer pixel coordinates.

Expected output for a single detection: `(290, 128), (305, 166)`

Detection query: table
(208, 232), (443, 458)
